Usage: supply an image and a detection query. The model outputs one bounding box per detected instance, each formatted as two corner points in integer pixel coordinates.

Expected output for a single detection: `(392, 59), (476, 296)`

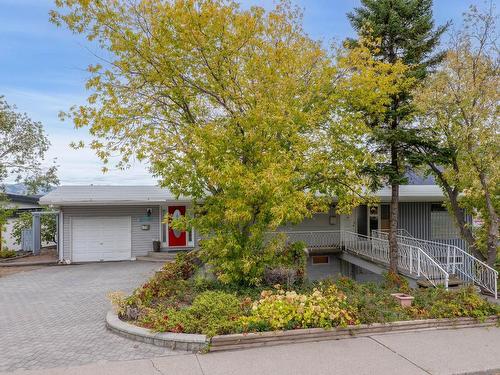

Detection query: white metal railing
(276, 230), (342, 250)
(372, 230), (498, 298)
(341, 231), (449, 288)
(272, 230), (449, 289)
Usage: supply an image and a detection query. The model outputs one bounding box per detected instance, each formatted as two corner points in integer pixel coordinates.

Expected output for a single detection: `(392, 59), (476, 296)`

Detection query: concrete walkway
(2, 326), (499, 375)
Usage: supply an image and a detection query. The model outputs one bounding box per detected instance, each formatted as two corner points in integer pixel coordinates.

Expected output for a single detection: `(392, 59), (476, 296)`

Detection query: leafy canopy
(412, 5), (499, 265)
(0, 97), (58, 194)
(51, 0), (411, 285)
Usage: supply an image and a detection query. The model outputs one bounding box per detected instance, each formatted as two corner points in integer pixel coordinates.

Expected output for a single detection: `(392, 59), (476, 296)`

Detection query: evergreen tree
(347, 0), (448, 273)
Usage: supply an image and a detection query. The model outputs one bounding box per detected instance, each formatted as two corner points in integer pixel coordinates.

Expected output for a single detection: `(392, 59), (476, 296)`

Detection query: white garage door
(71, 217), (132, 262)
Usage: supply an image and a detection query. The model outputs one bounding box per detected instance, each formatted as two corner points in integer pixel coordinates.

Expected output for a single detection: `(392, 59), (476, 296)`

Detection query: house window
(431, 204), (458, 240)
(311, 255), (329, 265)
(380, 204), (390, 232)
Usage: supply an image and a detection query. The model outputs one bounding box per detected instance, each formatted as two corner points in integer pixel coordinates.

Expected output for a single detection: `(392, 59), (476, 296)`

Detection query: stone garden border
(107, 311), (498, 353)
(105, 311), (209, 352)
(210, 316), (499, 351)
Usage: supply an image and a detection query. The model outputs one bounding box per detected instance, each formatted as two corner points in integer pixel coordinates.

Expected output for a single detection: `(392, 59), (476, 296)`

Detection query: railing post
(446, 245), (451, 273)
(417, 250), (421, 277)
(409, 247), (413, 274)
(445, 274), (449, 290)
(452, 246), (456, 274)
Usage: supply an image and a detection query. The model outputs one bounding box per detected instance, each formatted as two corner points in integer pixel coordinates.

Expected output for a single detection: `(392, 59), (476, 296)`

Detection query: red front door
(168, 206), (186, 247)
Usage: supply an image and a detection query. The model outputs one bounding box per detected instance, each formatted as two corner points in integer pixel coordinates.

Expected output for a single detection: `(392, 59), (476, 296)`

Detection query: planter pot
(152, 241), (161, 252)
(390, 293), (414, 307)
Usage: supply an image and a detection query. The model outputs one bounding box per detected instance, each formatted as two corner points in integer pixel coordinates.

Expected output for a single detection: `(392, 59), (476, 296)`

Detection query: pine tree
(347, 0), (448, 273)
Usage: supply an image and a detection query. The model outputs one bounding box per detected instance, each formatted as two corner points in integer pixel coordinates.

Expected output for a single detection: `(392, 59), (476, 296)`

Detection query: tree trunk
(388, 143), (399, 274)
(479, 173), (499, 267)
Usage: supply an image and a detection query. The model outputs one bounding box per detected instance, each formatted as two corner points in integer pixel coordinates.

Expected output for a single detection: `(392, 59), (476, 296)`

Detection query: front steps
(136, 251), (178, 263)
(417, 275), (464, 289)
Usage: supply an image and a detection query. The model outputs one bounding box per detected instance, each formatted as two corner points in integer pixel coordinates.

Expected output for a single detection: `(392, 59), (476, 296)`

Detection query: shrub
(413, 286), (500, 319)
(382, 272), (410, 293)
(116, 251), (200, 315)
(263, 266), (297, 287)
(335, 277), (413, 324)
(145, 291), (243, 337)
(0, 249), (16, 259)
(239, 285), (359, 332)
(263, 240), (307, 287)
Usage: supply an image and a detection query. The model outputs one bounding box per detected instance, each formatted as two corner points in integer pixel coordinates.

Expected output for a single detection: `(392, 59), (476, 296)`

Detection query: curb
(210, 316), (499, 351)
(106, 311), (498, 352)
(0, 261), (59, 267)
(105, 311), (208, 352)
(0, 254), (32, 263)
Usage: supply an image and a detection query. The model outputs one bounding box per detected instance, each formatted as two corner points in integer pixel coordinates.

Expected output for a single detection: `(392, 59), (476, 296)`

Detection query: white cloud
(1, 87), (156, 186)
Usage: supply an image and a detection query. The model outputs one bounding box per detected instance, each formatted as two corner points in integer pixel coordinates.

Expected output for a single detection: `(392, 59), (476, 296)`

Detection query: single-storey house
(38, 183), (498, 297)
(39, 184), (465, 263)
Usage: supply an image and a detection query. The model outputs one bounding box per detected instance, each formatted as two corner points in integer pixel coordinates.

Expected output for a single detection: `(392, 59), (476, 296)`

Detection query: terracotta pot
(390, 293), (414, 307)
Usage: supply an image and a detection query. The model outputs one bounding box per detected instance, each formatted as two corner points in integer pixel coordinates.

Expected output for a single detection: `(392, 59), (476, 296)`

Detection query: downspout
(59, 211), (64, 263)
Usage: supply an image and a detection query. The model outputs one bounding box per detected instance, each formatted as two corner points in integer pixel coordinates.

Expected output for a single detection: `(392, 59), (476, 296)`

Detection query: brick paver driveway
(0, 262), (181, 373)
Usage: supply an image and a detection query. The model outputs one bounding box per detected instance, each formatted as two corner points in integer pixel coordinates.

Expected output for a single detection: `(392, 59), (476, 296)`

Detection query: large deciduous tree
(347, 0), (448, 274)
(51, 0), (385, 285)
(412, 5), (499, 267)
(0, 97), (57, 192)
(0, 97), (58, 250)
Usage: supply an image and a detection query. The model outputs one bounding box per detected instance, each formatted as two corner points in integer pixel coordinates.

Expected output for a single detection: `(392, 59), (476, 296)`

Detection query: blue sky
(0, 0), (477, 185)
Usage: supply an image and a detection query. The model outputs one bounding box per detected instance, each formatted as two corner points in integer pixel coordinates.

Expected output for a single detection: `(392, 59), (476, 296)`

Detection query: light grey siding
(398, 202), (468, 250)
(398, 202), (432, 240)
(61, 206), (160, 260)
(306, 254), (342, 281)
(280, 212), (340, 232)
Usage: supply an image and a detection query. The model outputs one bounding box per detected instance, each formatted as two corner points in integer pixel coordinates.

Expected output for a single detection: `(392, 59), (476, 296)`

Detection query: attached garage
(39, 186), (192, 263)
(71, 217), (132, 262)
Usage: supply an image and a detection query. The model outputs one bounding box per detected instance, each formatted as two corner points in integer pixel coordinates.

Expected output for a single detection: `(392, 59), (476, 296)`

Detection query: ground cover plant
(0, 249), (16, 259)
(110, 252), (500, 337)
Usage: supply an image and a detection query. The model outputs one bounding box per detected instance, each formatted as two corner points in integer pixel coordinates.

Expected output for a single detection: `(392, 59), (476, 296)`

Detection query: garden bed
(109, 252), (500, 349)
(0, 250), (28, 262)
(107, 309), (498, 352)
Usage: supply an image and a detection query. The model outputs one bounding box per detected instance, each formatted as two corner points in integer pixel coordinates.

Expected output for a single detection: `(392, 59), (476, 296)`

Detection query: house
(1, 193), (42, 251)
(39, 183), (497, 297)
(39, 184), (464, 261)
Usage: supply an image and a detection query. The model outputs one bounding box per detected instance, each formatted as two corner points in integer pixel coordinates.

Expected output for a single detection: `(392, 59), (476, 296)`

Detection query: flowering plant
(239, 285), (359, 331)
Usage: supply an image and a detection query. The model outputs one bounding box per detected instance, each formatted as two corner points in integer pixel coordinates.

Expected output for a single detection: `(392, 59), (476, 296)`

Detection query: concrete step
(146, 251), (178, 260)
(136, 256), (173, 263)
(417, 276), (464, 288)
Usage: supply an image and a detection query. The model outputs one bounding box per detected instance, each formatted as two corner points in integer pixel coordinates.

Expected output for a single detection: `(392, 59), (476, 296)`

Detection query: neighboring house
(2, 194), (41, 251)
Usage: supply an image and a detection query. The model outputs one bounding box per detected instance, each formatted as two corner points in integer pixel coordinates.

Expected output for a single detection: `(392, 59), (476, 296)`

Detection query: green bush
(0, 249), (16, 259)
(264, 241), (308, 287)
(145, 291), (243, 337)
(115, 251), (200, 314)
(335, 277), (413, 323)
(335, 277), (499, 323)
(413, 286), (500, 319)
(239, 285), (359, 332)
